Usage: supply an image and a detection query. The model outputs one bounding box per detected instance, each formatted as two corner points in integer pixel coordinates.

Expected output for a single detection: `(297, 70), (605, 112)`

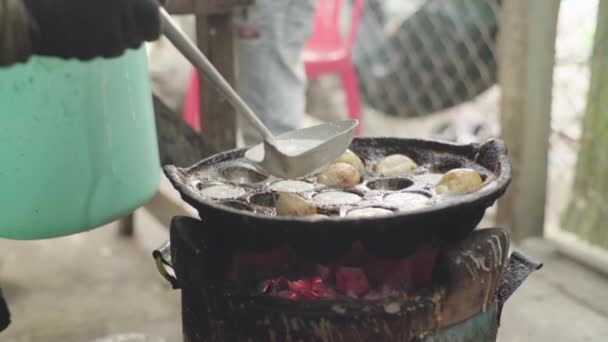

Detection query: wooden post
(164, 0), (253, 152)
(117, 213), (135, 237)
(496, 0), (561, 241)
(196, 14), (238, 151)
(135, 1), (251, 235)
(561, 0), (608, 249)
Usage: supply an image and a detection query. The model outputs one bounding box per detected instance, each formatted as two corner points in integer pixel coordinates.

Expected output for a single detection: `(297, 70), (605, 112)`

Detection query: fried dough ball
(276, 192), (317, 216)
(373, 154), (417, 176)
(317, 162), (361, 188)
(335, 149), (365, 174)
(435, 168), (483, 195)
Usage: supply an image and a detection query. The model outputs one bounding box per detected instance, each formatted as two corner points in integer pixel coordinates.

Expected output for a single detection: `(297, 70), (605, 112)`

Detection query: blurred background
(2, 0), (607, 341)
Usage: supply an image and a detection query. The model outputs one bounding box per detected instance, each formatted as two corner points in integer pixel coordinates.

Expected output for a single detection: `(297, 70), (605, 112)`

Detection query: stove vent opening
(229, 241), (440, 302)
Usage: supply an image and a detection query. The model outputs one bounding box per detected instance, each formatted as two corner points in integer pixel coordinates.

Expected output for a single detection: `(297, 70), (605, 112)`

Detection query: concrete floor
(0, 215), (182, 342)
(1, 203), (607, 341)
(497, 239), (608, 342)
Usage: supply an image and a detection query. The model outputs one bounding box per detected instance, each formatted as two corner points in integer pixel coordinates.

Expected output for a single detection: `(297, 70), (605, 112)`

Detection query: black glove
(23, 0), (162, 61)
(0, 287), (10, 333)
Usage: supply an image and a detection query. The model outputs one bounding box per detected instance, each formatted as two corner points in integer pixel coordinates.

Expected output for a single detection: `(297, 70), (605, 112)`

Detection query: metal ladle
(159, 8), (357, 179)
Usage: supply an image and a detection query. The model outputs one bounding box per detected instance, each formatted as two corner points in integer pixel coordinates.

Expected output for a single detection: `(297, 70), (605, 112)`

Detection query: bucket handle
(152, 240), (179, 289)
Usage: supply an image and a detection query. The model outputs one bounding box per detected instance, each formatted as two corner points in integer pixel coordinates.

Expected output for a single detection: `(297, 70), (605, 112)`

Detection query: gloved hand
(0, 287), (10, 333)
(23, 0), (162, 61)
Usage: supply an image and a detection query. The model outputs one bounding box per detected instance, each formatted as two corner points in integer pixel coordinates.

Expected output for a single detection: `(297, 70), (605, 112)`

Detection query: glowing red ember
(262, 276), (335, 301)
(335, 267), (370, 297)
(254, 241), (439, 301)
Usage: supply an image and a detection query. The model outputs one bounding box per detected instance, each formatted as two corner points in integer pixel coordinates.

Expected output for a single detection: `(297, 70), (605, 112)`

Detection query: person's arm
(0, 0), (161, 68)
(0, 0), (33, 67)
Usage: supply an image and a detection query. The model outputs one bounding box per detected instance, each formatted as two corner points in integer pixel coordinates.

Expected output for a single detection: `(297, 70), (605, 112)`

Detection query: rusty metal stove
(153, 137), (541, 341)
(156, 220), (539, 342)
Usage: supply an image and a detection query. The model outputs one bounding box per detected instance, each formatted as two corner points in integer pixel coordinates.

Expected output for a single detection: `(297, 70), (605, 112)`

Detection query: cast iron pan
(163, 137), (511, 260)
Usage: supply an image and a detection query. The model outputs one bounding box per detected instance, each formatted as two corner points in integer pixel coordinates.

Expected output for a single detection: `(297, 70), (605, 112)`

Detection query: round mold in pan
(219, 164), (268, 185)
(345, 206), (395, 218)
(217, 200), (253, 212)
(269, 180), (317, 193)
(248, 191), (278, 208)
(364, 177), (414, 192)
(197, 184), (248, 200)
(383, 191), (434, 212)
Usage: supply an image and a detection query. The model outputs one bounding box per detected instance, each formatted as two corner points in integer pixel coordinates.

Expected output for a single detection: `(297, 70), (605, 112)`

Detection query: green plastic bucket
(0, 48), (160, 239)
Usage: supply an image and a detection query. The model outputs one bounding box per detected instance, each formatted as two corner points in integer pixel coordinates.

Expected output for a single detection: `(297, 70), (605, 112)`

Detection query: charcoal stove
(153, 137), (541, 341)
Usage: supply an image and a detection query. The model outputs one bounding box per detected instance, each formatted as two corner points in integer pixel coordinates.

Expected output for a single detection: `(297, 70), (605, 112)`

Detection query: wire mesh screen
(353, 0), (500, 118)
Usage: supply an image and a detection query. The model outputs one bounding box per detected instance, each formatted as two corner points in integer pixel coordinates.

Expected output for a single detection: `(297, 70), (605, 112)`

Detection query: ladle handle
(159, 8), (275, 142)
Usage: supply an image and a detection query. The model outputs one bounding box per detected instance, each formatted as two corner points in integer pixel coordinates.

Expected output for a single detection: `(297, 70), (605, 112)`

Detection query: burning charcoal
(435, 168), (483, 195)
(373, 154), (417, 176)
(311, 276), (337, 300)
(311, 276), (336, 299)
(288, 279), (311, 292)
(260, 276), (289, 294)
(320, 288), (337, 300)
(274, 276), (336, 301)
(278, 290), (298, 300)
(276, 192), (317, 216)
(317, 162), (361, 188)
(335, 267), (370, 297)
(334, 149), (365, 174)
(288, 279), (314, 300)
(260, 279), (276, 294)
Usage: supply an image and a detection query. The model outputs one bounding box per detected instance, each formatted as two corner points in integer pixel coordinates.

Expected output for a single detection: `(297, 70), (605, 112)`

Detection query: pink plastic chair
(181, 0), (364, 135)
(303, 0), (364, 135)
(182, 72), (201, 132)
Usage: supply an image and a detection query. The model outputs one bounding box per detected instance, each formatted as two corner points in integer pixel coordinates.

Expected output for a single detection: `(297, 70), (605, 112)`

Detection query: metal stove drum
(154, 137), (541, 342)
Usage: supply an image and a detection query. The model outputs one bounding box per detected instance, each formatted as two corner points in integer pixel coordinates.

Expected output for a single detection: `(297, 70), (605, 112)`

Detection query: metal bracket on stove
(496, 250), (543, 323)
(153, 241), (180, 289)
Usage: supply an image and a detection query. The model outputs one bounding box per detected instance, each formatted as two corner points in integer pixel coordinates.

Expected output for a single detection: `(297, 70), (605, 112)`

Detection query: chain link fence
(352, 0), (500, 118)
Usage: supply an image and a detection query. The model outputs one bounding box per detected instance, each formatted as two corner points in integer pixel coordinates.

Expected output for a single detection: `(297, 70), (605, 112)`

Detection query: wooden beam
(194, 0), (252, 14)
(164, 0), (193, 14)
(195, 14), (238, 151)
(496, 0), (561, 241)
(165, 0), (253, 15)
(117, 214), (135, 237)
